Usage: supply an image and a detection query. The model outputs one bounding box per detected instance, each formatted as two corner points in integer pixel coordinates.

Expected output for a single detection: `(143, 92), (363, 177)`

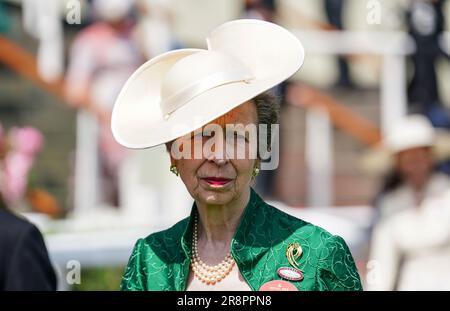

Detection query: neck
(408, 174), (431, 193)
(407, 174), (432, 206)
(195, 188), (251, 246)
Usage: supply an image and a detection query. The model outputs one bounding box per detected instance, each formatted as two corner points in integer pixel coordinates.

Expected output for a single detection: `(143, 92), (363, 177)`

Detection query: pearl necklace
(190, 212), (235, 285)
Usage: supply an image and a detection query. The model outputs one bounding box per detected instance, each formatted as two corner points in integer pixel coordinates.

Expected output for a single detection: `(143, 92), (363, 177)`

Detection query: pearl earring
(252, 166), (260, 179)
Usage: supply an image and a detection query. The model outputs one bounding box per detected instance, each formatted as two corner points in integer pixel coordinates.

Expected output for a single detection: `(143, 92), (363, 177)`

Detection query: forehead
(169, 101), (258, 146)
(168, 101), (258, 148)
(397, 147), (431, 158)
(204, 100), (257, 129)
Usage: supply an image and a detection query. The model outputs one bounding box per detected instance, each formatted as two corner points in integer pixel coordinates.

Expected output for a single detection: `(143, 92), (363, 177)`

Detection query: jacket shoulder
(0, 208), (35, 233)
(121, 217), (190, 291)
(0, 208), (39, 250)
(0, 209), (56, 290)
(143, 216), (189, 251)
(263, 202), (335, 241)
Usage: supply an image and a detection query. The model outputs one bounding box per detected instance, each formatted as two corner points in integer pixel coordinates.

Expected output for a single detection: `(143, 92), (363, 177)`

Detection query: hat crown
(111, 19), (305, 149)
(386, 114), (435, 153)
(160, 50), (254, 118)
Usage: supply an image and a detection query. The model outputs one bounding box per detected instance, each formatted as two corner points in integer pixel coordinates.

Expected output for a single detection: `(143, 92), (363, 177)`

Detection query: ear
(166, 141), (177, 166)
(169, 154), (177, 167)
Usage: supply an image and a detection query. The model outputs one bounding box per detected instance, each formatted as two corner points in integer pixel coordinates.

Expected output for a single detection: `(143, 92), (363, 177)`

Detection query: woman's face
(169, 101), (258, 206)
(396, 146), (434, 189)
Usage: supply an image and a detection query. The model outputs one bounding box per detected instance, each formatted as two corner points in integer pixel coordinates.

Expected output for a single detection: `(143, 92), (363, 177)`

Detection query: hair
(253, 92), (280, 155)
(165, 92), (280, 157)
(372, 163), (441, 210)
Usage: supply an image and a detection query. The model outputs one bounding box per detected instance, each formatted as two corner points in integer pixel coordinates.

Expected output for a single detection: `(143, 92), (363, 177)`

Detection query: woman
(367, 114), (450, 290)
(373, 115), (450, 221)
(112, 19), (362, 291)
(368, 188), (450, 291)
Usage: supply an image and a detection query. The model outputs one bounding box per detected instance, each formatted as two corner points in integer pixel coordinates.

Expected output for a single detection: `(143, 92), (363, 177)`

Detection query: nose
(205, 142), (229, 166)
(209, 157), (228, 166)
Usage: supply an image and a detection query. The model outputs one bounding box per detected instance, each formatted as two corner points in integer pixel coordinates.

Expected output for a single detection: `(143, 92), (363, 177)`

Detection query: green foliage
(72, 266), (125, 291)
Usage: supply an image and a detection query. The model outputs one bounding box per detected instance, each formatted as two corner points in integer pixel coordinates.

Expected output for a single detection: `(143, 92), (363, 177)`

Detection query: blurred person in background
(243, 0), (276, 21)
(134, 0), (179, 60)
(406, 0), (450, 119)
(373, 115), (450, 221)
(368, 185), (450, 290)
(0, 195), (57, 291)
(113, 20), (362, 291)
(367, 114), (450, 290)
(0, 123), (60, 216)
(0, 125), (57, 291)
(65, 0), (142, 207)
(404, 0), (450, 189)
(323, 0), (352, 88)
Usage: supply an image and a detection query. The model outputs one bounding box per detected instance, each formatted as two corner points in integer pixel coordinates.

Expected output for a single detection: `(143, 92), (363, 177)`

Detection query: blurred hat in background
(386, 114), (435, 153)
(359, 114), (450, 175)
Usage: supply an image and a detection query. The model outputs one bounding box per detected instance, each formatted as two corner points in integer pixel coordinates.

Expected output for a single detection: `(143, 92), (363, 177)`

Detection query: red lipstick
(202, 177), (232, 186)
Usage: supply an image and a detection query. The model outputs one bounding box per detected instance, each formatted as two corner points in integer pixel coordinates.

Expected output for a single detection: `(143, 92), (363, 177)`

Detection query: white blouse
(367, 189), (450, 290)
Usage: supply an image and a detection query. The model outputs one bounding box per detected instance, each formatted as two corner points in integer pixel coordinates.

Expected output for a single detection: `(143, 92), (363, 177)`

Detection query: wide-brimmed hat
(111, 19), (304, 149)
(359, 114), (450, 175)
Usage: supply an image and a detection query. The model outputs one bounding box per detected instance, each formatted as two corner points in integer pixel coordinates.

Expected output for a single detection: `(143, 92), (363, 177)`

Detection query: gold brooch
(286, 242), (303, 271)
(277, 242), (304, 282)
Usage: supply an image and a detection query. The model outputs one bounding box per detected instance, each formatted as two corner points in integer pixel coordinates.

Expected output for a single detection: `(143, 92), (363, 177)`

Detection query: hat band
(161, 68), (255, 119)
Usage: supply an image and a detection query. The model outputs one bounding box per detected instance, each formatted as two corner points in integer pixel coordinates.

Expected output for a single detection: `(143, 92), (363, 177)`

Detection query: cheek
(177, 160), (202, 186)
(232, 159), (255, 183)
(398, 156), (429, 177)
(398, 161), (416, 175)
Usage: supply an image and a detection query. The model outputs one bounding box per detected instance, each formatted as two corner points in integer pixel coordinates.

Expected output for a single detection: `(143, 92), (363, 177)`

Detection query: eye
(234, 132), (249, 142)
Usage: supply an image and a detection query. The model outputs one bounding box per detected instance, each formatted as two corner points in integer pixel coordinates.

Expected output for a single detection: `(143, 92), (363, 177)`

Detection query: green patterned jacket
(120, 188), (363, 291)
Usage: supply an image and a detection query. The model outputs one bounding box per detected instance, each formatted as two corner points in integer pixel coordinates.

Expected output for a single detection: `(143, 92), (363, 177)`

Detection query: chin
(198, 191), (235, 206)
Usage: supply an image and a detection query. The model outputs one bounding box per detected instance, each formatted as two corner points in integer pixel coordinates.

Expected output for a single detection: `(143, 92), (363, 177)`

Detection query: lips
(202, 177), (233, 186)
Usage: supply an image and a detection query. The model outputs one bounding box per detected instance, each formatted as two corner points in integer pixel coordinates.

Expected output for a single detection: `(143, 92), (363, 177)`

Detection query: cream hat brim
(111, 19), (304, 149)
